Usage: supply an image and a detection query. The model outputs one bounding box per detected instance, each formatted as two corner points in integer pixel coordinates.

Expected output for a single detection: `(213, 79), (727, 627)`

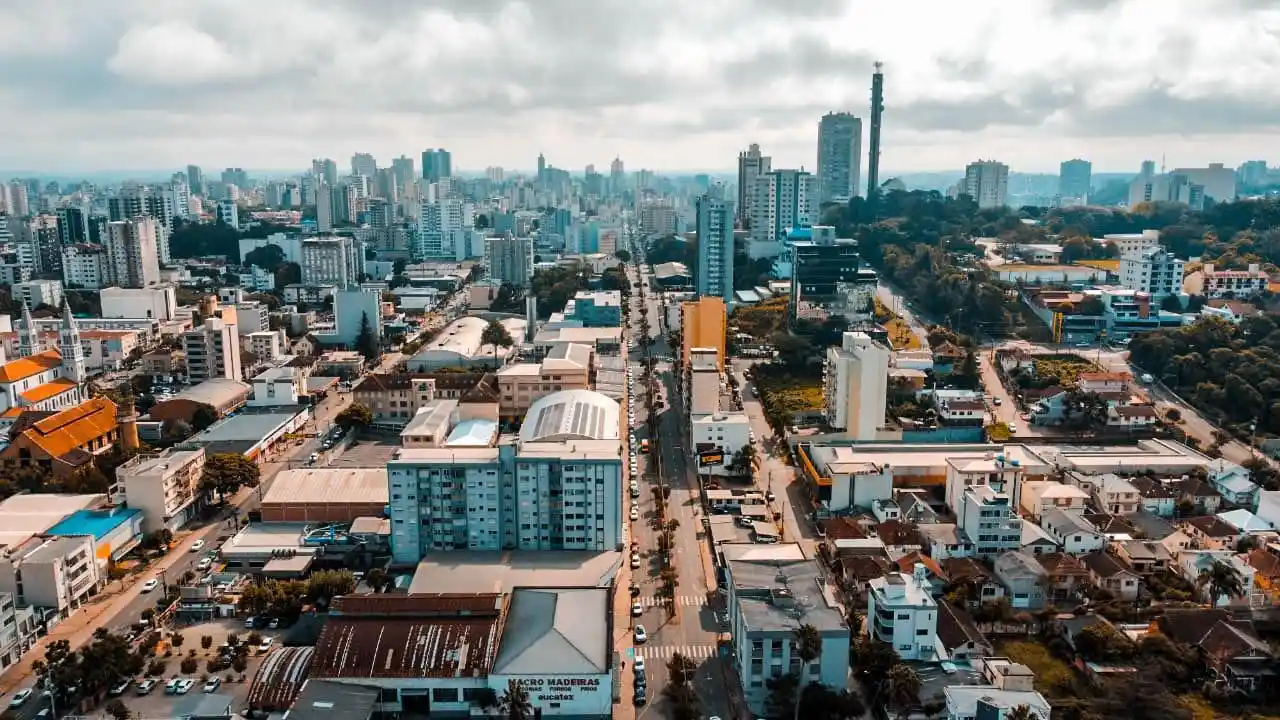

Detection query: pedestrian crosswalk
(638, 595), (708, 608)
(633, 644), (719, 660)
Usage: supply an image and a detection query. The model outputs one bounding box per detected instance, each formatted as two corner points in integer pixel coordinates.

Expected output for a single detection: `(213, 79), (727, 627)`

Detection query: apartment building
(0, 535), (99, 617)
(1201, 263), (1269, 298)
(117, 447), (208, 532)
(723, 544), (849, 715)
(387, 389), (623, 564)
(495, 344), (592, 420)
(866, 564), (939, 661)
(963, 160), (1009, 209)
(352, 374), (440, 425)
(695, 195), (734, 303)
(749, 170), (818, 248)
(301, 235), (361, 287)
(104, 217), (162, 288)
(823, 331), (889, 440)
(245, 331), (284, 362)
(61, 243), (108, 289)
(1120, 245), (1184, 301)
(0, 592), (37, 670)
(182, 317), (243, 382)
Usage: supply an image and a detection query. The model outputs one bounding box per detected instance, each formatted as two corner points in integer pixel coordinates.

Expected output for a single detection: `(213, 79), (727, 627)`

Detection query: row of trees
(237, 570), (358, 618)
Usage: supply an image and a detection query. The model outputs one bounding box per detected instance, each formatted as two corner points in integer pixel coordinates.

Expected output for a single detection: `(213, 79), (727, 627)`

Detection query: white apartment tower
(182, 317), (243, 382)
(301, 236), (360, 287)
(487, 235), (534, 288)
(61, 244), (107, 289)
(866, 565), (938, 661)
(736, 143), (771, 224)
(416, 199), (472, 259)
(1120, 246), (1184, 302)
(104, 217), (162, 288)
(817, 112), (863, 204)
(964, 161), (1009, 209)
(749, 170), (819, 245)
(824, 331), (889, 440)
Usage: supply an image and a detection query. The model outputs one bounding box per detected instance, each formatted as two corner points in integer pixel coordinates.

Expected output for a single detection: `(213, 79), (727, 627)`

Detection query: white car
(8, 689), (32, 708)
(630, 553), (641, 569)
(1008, 422), (1018, 433)
(202, 678), (221, 693)
(631, 601), (643, 616)
(630, 507), (640, 521)
(634, 657), (646, 674)
(190, 540), (205, 552)
(196, 558), (212, 571)
(175, 678), (196, 695)
(258, 637), (274, 652)
(634, 625), (647, 643)
(141, 579), (159, 593)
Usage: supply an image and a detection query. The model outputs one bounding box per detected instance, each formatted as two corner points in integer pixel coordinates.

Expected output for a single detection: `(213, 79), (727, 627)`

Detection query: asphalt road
(624, 263), (735, 720)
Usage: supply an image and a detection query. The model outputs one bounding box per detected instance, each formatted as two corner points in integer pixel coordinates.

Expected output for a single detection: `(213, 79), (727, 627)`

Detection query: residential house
(938, 398), (985, 426)
(351, 374), (439, 425)
(1077, 372), (1130, 395)
(939, 557), (1006, 606)
(1207, 459), (1259, 507)
(1180, 515), (1241, 550)
(893, 552), (947, 594)
(1178, 477), (1223, 515)
(918, 524), (972, 561)
(1018, 481), (1089, 521)
(1245, 545), (1280, 605)
(1020, 520), (1060, 556)
(1037, 553), (1091, 605)
(1176, 550), (1257, 606)
(1112, 540), (1174, 576)
(943, 657), (1052, 720)
(1082, 551), (1142, 601)
(993, 551), (1048, 609)
(1107, 404), (1159, 428)
(1129, 476), (1179, 517)
(1084, 513), (1139, 539)
(1040, 508), (1107, 554)
(1155, 609), (1274, 694)
(875, 520), (924, 554)
(936, 602), (992, 662)
(1089, 474), (1141, 515)
(895, 490), (940, 525)
(867, 565), (939, 661)
(1217, 508), (1273, 536)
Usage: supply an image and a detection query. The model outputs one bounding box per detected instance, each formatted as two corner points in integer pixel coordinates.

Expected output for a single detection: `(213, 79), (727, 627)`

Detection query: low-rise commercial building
(148, 378), (250, 428)
(563, 290), (622, 327)
(495, 344), (592, 420)
(259, 468), (389, 523)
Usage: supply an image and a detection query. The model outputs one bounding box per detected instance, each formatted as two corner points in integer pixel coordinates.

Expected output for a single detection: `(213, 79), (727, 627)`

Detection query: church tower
(117, 391), (140, 452)
(18, 302), (36, 358)
(58, 299), (86, 385)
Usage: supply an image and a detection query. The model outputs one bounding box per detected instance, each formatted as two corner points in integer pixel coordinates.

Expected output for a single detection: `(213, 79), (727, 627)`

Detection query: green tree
(356, 311), (379, 361)
(190, 404), (219, 433)
(481, 319), (515, 364)
(499, 679), (533, 720)
(200, 453), (261, 502)
(475, 214), (490, 230)
(791, 624), (823, 720)
(307, 570), (357, 607)
(664, 653), (701, 720)
(201, 635), (213, 650)
(1006, 704), (1036, 720)
(615, 248), (631, 262)
(32, 639), (79, 702)
(105, 698), (131, 720)
(366, 567), (391, 593)
(335, 403), (374, 430)
(1197, 559), (1246, 605)
(886, 663), (921, 719)
(244, 244), (286, 270)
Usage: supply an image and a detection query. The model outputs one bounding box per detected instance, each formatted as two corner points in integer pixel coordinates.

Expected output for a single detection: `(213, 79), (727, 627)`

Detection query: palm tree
(792, 624), (823, 720)
(499, 679), (533, 720)
(886, 663), (921, 719)
(1197, 559), (1246, 606)
(1006, 704), (1037, 720)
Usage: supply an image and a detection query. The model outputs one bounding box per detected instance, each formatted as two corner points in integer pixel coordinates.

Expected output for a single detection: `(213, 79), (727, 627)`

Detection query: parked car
(190, 540), (205, 552)
(163, 678), (181, 695)
(202, 678), (221, 693)
(108, 680), (131, 697)
(244, 616), (258, 628)
(258, 637), (274, 652)
(141, 579), (159, 593)
(8, 688), (32, 708)
(175, 678), (196, 695)
(631, 601), (643, 616)
(135, 679), (157, 696)
(633, 625), (647, 643)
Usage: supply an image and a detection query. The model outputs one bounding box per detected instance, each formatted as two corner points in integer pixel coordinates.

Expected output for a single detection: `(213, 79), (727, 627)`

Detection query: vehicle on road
(190, 539), (205, 552)
(630, 553), (641, 569)
(1140, 373), (1154, 384)
(203, 678), (221, 693)
(8, 688), (32, 707)
(993, 397), (1002, 406)
(765, 490), (776, 502)
(197, 557), (212, 571)
(1008, 421), (1018, 433)
(634, 657), (645, 674)
(633, 625), (647, 643)
(634, 687), (646, 705)
(629, 507), (639, 521)
(141, 579), (159, 593)
(244, 616), (259, 628)
(258, 637), (274, 652)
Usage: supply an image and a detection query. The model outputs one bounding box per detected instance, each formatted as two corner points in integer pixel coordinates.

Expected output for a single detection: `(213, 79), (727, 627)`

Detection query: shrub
(146, 659), (167, 676)
(201, 635), (213, 650)
(180, 658), (198, 674)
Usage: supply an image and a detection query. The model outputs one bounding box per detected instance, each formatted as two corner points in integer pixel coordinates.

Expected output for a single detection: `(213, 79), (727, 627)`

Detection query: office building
(1171, 164), (1237, 203)
(183, 316), (243, 382)
(723, 544), (849, 716)
(61, 243), (107, 289)
(1128, 172), (1211, 210)
(487, 235), (534, 288)
(351, 152), (377, 180)
(387, 389), (623, 563)
(56, 206), (88, 245)
(817, 112), (862, 204)
(695, 195), (734, 303)
(186, 165), (204, 194)
(964, 160), (1009, 209)
(823, 331), (889, 440)
(391, 155), (416, 191)
(423, 149), (452, 183)
(788, 226), (877, 323)
(312, 158), (338, 185)
(1058, 159), (1092, 201)
(104, 217), (162, 288)
(1120, 245), (1184, 302)
(736, 144), (771, 224)
(749, 170), (818, 246)
(301, 235), (361, 287)
(221, 168), (249, 189)
(564, 290), (622, 327)
(1239, 160), (1268, 187)
(866, 565), (938, 661)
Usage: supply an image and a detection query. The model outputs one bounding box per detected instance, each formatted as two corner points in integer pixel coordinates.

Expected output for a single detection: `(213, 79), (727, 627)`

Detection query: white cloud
(1, 0), (1279, 174)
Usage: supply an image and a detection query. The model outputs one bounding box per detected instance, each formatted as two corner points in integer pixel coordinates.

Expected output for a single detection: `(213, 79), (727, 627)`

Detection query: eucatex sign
(526, 677), (602, 702)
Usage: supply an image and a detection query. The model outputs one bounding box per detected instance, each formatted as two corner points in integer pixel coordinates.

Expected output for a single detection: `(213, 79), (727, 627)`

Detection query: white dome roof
(519, 389), (621, 443)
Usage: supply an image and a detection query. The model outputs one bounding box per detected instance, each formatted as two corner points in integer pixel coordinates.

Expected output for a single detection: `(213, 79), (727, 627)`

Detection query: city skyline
(3, 0), (1277, 175)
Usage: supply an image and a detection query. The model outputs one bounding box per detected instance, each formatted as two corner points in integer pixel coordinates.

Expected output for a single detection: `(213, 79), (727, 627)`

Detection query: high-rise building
(963, 160), (1010, 209)
(823, 331), (889, 440)
(486, 235), (534, 288)
(183, 315), (242, 382)
(1058, 159), (1092, 201)
(220, 168), (249, 189)
(867, 62), (885, 201)
(104, 217), (162, 288)
(1239, 160), (1269, 188)
(186, 165), (204, 195)
(1139, 160), (1156, 179)
(609, 157), (625, 193)
(486, 166), (505, 183)
(416, 199), (472, 259)
(56, 206), (88, 245)
(1120, 245), (1184, 302)
(301, 235), (361, 287)
(749, 170), (819, 244)
(16, 215), (60, 276)
(391, 155), (416, 191)
(61, 244), (107, 289)
(817, 112), (863, 204)
(788, 226), (878, 323)
(5, 182), (30, 217)
(694, 196), (734, 304)
(351, 152), (377, 180)
(422, 149), (453, 183)
(312, 158), (338, 185)
(736, 143), (771, 224)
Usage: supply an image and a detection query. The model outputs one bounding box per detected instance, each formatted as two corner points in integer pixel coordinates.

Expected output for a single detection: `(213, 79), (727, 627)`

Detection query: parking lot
(326, 438), (400, 468)
(83, 619), (269, 719)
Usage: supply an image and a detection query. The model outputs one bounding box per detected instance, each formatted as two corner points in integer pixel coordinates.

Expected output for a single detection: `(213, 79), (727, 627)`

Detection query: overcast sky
(3, 0), (1278, 177)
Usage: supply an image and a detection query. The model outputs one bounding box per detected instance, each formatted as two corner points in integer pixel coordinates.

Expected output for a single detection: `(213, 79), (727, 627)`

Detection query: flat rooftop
(188, 409), (304, 443)
(46, 508), (142, 540)
(408, 551), (622, 595)
(0, 493), (105, 552)
(726, 546), (846, 633)
(261, 468), (389, 506)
